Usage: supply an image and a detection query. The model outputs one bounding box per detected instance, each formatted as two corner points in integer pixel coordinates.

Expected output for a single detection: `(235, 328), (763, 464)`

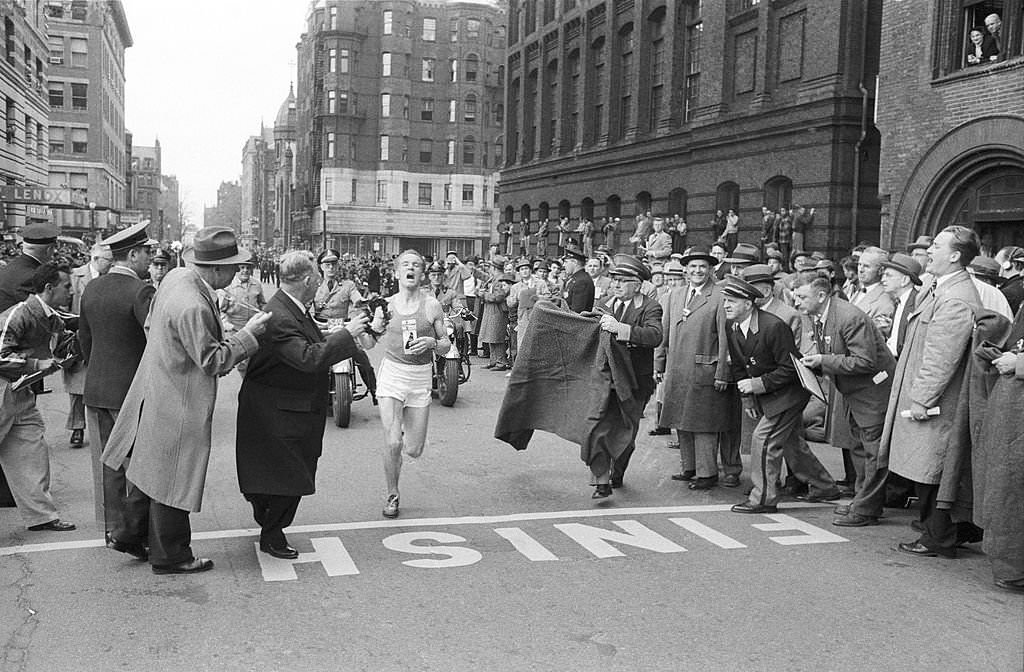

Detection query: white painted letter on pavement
(668, 518), (747, 549)
(751, 514), (849, 546)
(554, 520), (687, 559)
(256, 537), (360, 582)
(381, 532), (483, 568)
(493, 527), (560, 561)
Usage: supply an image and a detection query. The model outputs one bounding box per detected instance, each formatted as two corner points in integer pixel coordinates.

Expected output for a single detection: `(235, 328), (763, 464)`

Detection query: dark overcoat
(0, 253), (42, 313)
(78, 267), (154, 410)
(564, 268), (595, 314)
(236, 290), (358, 496)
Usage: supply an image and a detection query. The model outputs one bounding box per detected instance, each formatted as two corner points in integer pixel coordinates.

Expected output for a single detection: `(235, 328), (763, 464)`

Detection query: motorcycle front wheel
(333, 372), (353, 427)
(438, 358), (460, 407)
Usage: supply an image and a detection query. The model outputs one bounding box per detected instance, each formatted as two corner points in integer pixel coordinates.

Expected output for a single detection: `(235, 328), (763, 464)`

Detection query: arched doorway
(668, 188), (688, 219)
(943, 168), (1024, 257)
(558, 199), (571, 220)
(580, 197), (595, 221)
(538, 201), (550, 221)
(635, 191), (652, 216)
(763, 176), (793, 212)
(606, 195), (622, 219)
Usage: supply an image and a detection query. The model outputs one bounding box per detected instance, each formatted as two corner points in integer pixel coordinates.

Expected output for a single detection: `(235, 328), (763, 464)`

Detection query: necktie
(686, 287), (697, 307)
(616, 299), (627, 322)
(814, 317), (826, 353)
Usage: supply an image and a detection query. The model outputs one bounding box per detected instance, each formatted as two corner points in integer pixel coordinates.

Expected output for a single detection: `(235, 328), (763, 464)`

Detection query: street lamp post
(88, 201), (96, 239)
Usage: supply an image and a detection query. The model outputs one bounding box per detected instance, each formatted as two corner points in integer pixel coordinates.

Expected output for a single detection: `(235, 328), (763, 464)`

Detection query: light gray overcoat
(101, 267), (257, 511)
(881, 270), (980, 484)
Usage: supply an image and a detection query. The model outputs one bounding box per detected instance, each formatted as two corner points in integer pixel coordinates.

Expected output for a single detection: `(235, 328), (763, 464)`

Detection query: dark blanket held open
(494, 301), (636, 455)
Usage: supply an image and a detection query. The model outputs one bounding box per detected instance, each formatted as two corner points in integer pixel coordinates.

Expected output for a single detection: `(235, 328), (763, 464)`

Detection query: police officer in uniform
(561, 243), (595, 313)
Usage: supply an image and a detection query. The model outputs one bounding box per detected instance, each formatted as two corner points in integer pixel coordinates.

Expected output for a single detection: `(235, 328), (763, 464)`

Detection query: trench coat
(101, 267), (258, 512)
(478, 276), (510, 343)
(655, 282), (737, 432)
(881, 271), (980, 485)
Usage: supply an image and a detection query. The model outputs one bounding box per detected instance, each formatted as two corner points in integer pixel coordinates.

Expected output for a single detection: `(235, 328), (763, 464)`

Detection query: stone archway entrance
(944, 169), (1024, 256)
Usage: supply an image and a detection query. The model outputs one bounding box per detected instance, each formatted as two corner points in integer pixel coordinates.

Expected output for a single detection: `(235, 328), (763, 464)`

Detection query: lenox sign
(0, 186), (84, 205)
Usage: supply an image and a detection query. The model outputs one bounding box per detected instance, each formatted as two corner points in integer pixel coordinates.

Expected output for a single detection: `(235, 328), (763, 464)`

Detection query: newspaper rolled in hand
(899, 407), (940, 419)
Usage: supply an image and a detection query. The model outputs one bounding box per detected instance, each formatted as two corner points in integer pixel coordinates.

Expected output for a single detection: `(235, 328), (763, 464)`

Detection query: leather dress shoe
(834, 504), (851, 516)
(896, 541), (955, 559)
(648, 427), (670, 436)
(151, 558), (214, 575)
(796, 490), (842, 503)
(592, 484), (613, 499)
(69, 429), (84, 448)
(721, 474), (741, 488)
(260, 542), (299, 560)
(671, 470), (696, 482)
(482, 362), (496, 370)
(731, 502), (778, 514)
(688, 476), (718, 490)
(833, 512), (879, 527)
(28, 519), (76, 532)
(109, 538), (149, 561)
(994, 578), (1024, 594)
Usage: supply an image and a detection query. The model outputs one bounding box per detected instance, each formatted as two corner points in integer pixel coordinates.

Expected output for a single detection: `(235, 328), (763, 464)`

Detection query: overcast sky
(122, 0), (309, 227)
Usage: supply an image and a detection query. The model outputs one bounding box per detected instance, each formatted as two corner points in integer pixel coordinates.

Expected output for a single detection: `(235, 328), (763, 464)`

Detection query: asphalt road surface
(1, 346), (1021, 671)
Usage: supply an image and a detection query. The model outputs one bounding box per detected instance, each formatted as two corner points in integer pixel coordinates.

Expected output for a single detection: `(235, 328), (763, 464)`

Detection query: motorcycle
(433, 305), (474, 406)
(317, 317), (371, 427)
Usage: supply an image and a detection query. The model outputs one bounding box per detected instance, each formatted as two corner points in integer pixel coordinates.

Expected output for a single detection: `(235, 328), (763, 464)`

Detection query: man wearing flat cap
(78, 221), (157, 556)
(720, 276), (822, 514)
(561, 243), (595, 314)
(584, 255), (663, 495)
(102, 227), (271, 574)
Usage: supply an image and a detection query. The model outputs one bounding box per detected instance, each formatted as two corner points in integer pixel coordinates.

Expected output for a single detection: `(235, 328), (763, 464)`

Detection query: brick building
(240, 125), (275, 248)
(204, 179), (241, 232)
(128, 140), (159, 235)
(877, 0), (1024, 254)
(0, 0), (50, 239)
(292, 0), (505, 258)
(272, 85), (297, 249)
(46, 0), (131, 237)
(500, 0), (883, 258)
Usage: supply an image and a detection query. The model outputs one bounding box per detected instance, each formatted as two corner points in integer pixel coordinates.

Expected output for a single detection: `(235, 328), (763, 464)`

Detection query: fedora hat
(969, 256), (1002, 283)
(880, 252), (922, 286)
(182, 227), (252, 266)
(906, 235), (933, 252)
(720, 275), (762, 301)
(609, 254), (651, 282)
(663, 260), (685, 277)
(724, 242), (761, 265)
(679, 245), (718, 266)
(741, 264), (775, 285)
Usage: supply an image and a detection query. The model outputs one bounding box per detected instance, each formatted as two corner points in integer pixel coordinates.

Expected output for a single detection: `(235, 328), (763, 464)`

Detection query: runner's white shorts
(376, 359), (432, 408)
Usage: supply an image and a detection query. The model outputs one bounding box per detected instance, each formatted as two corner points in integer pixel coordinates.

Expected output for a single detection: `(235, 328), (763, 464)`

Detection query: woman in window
(966, 27), (999, 65)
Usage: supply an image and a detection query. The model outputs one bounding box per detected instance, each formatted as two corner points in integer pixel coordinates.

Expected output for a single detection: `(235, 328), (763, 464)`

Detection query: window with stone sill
(932, 0), (1022, 78)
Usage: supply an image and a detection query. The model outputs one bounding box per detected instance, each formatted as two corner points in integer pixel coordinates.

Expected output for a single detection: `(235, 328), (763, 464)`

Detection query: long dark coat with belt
(236, 290), (358, 496)
(655, 281), (738, 432)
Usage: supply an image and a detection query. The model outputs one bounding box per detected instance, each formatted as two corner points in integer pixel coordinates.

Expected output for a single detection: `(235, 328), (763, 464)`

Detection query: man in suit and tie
(795, 278), (896, 526)
(102, 227), (271, 574)
(236, 251), (367, 558)
(719, 276), (828, 514)
(879, 254), (922, 358)
(851, 246), (896, 325)
(588, 255), (663, 493)
(63, 243), (113, 449)
(78, 222), (157, 558)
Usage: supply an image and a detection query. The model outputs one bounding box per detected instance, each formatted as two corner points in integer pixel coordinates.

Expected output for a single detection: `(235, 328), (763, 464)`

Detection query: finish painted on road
(253, 510), (849, 581)
(0, 503), (841, 557)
